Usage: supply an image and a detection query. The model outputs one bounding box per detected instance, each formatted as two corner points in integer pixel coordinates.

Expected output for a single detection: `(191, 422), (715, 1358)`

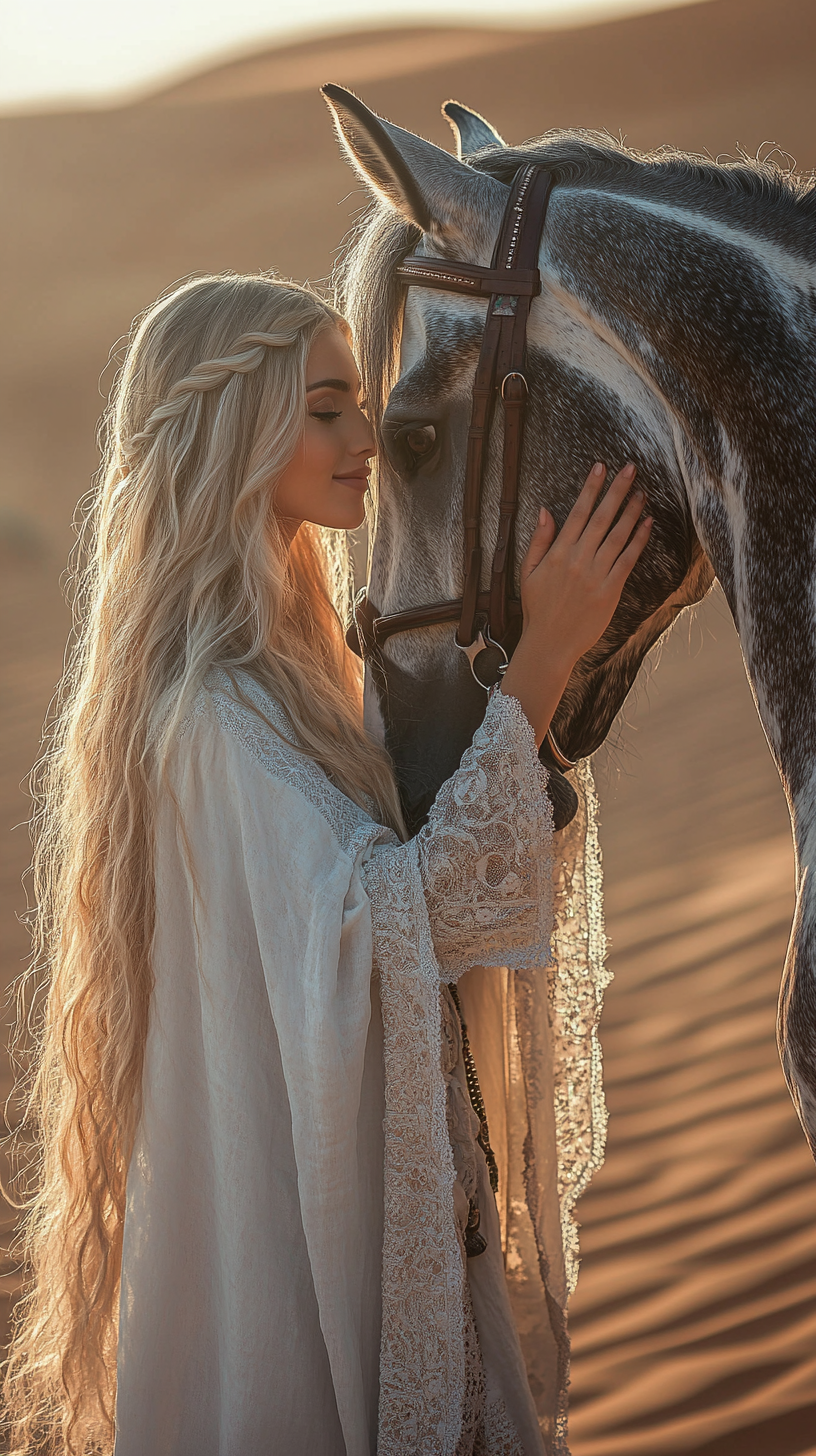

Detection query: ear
(442, 101), (506, 160)
(321, 84), (507, 240)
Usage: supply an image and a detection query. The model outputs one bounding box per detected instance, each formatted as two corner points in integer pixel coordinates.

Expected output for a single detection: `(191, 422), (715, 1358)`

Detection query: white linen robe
(114, 671), (608, 1456)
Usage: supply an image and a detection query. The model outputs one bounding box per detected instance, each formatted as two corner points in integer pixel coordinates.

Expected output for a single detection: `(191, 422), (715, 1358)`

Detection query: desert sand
(1, 0), (814, 1449)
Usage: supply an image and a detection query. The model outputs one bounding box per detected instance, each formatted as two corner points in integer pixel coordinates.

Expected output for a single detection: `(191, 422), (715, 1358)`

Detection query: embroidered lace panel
(538, 760), (609, 1454)
(455, 1282), (487, 1456)
(549, 759), (609, 1299)
(456, 1285), (526, 1456)
(365, 844), (466, 1455)
(496, 760), (608, 1454)
(474, 1399), (526, 1456)
(413, 691), (554, 980)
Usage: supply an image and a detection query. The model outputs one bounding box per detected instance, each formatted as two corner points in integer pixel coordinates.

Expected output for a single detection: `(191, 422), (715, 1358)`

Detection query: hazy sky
(2, 0), (697, 111)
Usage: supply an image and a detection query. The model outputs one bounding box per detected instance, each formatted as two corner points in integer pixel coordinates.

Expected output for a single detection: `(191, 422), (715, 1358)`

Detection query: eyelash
(311, 409), (342, 422)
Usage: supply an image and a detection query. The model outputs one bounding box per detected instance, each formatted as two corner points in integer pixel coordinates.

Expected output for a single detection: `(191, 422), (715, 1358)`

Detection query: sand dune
(1, 0), (814, 1449)
(575, 695), (815, 1449)
(568, 586), (816, 1453)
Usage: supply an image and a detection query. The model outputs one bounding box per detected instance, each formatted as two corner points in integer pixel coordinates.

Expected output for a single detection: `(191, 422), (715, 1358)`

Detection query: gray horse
(322, 86), (816, 1157)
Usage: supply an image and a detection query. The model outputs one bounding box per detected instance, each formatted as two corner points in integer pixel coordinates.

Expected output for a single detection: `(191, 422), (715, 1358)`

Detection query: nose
(355, 415), (376, 459)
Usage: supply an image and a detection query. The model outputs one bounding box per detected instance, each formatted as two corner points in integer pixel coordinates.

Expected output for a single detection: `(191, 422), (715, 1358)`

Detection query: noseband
(347, 162), (576, 774)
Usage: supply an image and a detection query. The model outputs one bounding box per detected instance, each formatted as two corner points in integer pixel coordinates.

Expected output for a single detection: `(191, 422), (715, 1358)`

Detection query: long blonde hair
(4, 272), (403, 1453)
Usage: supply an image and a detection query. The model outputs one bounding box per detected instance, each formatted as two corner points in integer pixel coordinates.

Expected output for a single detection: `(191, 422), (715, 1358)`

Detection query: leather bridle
(347, 162), (576, 774)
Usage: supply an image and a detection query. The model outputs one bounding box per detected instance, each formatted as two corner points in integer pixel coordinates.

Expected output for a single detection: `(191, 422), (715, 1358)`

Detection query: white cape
(114, 672), (607, 1456)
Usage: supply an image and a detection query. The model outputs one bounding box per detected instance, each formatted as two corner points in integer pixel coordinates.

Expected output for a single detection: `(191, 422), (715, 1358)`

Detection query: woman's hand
(500, 461), (652, 748)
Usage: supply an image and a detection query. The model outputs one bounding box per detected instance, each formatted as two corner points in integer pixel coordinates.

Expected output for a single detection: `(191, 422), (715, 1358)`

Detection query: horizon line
(0, 0), (713, 119)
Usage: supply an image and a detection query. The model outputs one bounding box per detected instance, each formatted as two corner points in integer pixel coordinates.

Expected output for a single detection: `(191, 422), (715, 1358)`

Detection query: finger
(521, 508), (557, 580)
(581, 462), (638, 548)
(558, 463), (608, 544)
(607, 515), (653, 589)
(594, 487), (647, 571)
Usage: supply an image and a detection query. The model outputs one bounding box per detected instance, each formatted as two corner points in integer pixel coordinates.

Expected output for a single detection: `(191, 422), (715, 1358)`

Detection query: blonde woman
(4, 273), (650, 1456)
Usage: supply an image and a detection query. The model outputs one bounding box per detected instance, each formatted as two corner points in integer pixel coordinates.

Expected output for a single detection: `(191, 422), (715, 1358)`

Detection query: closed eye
(311, 410), (342, 422)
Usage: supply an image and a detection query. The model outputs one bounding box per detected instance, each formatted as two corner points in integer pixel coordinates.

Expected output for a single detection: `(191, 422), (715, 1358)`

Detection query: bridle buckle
(500, 371), (528, 402)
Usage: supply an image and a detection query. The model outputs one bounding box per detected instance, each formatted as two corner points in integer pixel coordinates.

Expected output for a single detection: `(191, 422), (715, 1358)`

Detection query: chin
(307, 485), (369, 532)
(325, 505), (367, 531)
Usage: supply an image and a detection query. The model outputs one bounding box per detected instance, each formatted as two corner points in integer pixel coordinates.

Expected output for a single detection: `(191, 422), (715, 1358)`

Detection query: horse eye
(404, 424), (436, 455)
(394, 423), (437, 467)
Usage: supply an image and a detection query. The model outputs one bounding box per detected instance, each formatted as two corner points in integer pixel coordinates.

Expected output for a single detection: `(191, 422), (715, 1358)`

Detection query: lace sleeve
(363, 690), (554, 981)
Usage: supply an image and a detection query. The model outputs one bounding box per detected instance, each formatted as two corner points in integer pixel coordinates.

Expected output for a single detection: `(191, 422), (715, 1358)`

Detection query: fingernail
(623, 461), (636, 478)
(634, 487), (645, 500)
(539, 507), (548, 524)
(592, 462), (604, 477)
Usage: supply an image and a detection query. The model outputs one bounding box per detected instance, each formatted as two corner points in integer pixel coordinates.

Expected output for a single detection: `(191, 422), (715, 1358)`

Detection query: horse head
(323, 87), (816, 1150)
(324, 87), (714, 829)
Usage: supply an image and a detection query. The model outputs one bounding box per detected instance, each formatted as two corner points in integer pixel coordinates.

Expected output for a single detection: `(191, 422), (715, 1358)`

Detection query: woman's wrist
(499, 633), (575, 749)
(515, 623), (578, 682)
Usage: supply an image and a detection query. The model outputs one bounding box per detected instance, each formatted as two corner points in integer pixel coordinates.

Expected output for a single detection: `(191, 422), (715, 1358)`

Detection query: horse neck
(546, 187), (816, 817)
(544, 186), (816, 1149)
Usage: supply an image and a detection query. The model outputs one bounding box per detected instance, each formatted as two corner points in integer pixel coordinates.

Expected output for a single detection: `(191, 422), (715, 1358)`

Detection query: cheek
(301, 423), (341, 480)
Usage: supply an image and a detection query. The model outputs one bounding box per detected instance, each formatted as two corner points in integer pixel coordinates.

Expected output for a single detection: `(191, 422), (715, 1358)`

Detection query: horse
(322, 86), (816, 1158)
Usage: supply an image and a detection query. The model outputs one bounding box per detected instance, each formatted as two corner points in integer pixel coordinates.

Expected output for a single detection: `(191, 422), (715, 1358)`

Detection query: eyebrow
(306, 378), (352, 393)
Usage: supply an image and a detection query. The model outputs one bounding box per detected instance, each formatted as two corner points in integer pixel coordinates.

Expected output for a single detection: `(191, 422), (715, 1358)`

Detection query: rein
(347, 162), (576, 774)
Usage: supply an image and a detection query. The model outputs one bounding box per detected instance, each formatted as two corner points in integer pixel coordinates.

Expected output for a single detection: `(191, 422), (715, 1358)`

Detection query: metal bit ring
(456, 627), (510, 693)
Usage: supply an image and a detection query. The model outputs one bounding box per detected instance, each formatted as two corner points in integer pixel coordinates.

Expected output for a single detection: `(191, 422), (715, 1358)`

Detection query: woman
(4, 273), (650, 1456)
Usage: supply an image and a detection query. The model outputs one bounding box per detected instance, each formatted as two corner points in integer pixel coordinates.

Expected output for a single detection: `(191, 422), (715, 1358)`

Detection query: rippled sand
(571, 599), (816, 1454)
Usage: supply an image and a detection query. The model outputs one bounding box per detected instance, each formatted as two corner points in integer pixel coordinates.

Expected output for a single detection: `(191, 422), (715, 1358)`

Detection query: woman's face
(274, 327), (375, 534)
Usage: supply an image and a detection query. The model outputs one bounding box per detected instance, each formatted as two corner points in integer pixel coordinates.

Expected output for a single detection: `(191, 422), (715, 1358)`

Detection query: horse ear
(322, 84), (505, 235)
(442, 101), (506, 160)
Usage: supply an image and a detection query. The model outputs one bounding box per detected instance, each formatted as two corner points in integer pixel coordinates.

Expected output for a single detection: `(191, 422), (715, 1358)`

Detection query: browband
(394, 258), (541, 298)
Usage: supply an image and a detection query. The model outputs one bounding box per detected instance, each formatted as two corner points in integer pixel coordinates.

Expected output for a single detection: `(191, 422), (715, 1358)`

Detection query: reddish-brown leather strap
(451, 164), (551, 646)
(489, 166), (554, 639)
(346, 588), (522, 657)
(355, 165), (555, 673)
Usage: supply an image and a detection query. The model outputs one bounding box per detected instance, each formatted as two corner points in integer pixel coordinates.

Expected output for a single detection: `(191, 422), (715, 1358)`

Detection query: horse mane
(337, 129), (815, 437)
(474, 130), (814, 209)
(336, 205), (422, 434)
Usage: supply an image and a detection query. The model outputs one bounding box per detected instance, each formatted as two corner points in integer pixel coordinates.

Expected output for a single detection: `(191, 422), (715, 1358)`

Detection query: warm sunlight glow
(2, 0), (710, 111)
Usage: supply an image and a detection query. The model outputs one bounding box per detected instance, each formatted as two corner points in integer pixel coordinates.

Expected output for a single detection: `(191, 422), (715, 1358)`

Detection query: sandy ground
(571, 598), (816, 1455)
(1, 0), (814, 1448)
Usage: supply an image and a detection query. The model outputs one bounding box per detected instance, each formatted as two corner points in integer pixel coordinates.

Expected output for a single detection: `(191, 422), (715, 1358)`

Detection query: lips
(333, 469), (370, 489)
